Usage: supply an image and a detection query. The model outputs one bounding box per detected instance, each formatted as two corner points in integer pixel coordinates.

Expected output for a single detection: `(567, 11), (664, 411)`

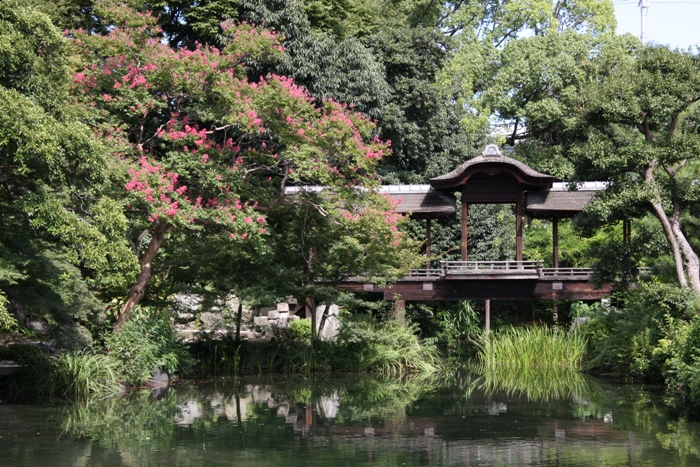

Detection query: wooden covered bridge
(338, 145), (621, 303)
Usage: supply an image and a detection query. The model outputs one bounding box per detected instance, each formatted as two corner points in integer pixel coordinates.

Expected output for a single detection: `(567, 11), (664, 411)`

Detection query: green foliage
(50, 351), (122, 400)
(477, 326), (587, 369)
(0, 292), (17, 331)
(276, 318), (312, 343)
(188, 333), (243, 376)
(582, 282), (696, 378)
(103, 311), (193, 385)
(269, 314), (442, 375)
(432, 301), (481, 354)
(2, 347), (121, 401)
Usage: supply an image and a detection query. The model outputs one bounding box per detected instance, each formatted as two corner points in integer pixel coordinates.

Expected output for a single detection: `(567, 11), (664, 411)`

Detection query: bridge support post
(516, 192), (523, 263)
(485, 299), (491, 336)
(553, 218), (559, 269)
(426, 218), (432, 270)
(461, 199), (468, 261)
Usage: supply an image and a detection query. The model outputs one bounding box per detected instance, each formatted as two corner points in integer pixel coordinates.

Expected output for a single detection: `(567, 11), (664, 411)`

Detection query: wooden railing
(444, 260), (541, 274)
(406, 268), (443, 278)
(401, 264), (652, 280)
(540, 268), (594, 278)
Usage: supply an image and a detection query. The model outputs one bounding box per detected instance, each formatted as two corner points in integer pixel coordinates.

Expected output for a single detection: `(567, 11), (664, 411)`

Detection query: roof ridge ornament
(482, 144), (502, 157)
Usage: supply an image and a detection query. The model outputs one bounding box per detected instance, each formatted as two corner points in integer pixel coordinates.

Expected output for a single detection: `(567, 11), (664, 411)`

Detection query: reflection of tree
(48, 374), (700, 466)
(61, 390), (181, 464)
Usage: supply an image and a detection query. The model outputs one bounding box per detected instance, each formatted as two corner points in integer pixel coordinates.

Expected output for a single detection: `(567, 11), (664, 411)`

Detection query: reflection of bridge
(337, 145), (634, 303)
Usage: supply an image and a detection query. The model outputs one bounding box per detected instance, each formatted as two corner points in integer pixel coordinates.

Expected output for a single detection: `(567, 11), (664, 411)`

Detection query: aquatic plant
(189, 332), (243, 376)
(4, 349), (122, 401)
(476, 325), (586, 369)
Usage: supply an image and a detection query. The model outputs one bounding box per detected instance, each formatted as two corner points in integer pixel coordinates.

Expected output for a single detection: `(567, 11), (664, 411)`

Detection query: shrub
(103, 312), (194, 385)
(0, 292), (18, 332)
(268, 314), (442, 375)
(582, 282), (695, 378)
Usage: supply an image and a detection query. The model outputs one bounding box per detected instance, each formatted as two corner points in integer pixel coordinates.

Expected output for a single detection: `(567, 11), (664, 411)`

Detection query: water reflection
(2, 371), (700, 466)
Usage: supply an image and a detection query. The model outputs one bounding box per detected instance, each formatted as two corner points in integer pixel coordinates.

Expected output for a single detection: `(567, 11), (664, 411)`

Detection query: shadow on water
(4, 368), (700, 466)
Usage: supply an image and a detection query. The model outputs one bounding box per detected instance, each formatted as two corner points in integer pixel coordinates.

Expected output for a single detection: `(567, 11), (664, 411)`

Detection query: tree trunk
(649, 200), (688, 288)
(235, 301), (243, 342)
(307, 296), (317, 343)
(113, 220), (168, 332)
(317, 303), (331, 339)
(645, 162), (690, 289)
(671, 216), (700, 295)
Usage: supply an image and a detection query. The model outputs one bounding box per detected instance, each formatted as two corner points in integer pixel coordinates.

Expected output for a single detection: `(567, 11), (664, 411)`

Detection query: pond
(1, 370), (700, 466)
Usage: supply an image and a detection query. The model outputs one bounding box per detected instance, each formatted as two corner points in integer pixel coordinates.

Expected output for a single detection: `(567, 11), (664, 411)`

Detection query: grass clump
(3, 347), (122, 401)
(476, 326), (587, 369)
(189, 332), (243, 376)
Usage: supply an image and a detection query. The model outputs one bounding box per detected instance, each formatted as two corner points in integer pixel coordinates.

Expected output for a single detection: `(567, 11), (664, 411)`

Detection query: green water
(1, 371), (700, 466)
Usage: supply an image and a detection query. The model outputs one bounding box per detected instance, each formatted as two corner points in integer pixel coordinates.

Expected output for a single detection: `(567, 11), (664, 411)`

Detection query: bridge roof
(430, 145), (555, 192)
(284, 185), (457, 219)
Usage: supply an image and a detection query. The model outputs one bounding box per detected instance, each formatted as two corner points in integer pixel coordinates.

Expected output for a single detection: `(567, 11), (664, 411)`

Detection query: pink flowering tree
(70, 4), (419, 330)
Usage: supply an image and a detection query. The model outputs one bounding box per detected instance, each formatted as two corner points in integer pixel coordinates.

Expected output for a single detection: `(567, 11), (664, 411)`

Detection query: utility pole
(639, 0), (649, 45)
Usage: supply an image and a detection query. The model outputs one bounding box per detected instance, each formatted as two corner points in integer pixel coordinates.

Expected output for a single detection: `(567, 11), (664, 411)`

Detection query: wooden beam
(516, 191), (523, 262)
(461, 198), (468, 261)
(426, 218), (432, 270)
(553, 218), (559, 269)
(485, 299), (491, 335)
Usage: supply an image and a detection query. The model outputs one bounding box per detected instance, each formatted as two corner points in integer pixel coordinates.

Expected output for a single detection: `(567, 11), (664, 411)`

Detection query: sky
(613, 1), (700, 49)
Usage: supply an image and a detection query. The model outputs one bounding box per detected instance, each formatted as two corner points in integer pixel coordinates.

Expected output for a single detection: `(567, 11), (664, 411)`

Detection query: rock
(25, 316), (49, 335)
(150, 368), (169, 386)
(257, 305), (277, 315)
(276, 303), (290, 312)
(171, 294), (202, 312)
(288, 315), (300, 321)
(175, 313), (195, 324)
(267, 310), (280, 319)
(278, 312), (289, 319)
(199, 312), (224, 329)
(569, 317), (590, 333)
(254, 316), (269, 326)
(8, 297), (29, 324)
(315, 304), (340, 341)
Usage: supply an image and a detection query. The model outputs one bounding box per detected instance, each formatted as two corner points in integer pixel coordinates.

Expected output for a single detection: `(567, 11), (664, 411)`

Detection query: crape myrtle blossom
(69, 3), (409, 328)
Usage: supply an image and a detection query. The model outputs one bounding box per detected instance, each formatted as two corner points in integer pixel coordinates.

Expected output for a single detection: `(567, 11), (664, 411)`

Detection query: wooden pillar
(516, 192), (523, 263)
(426, 218), (432, 270)
(485, 299), (491, 336)
(461, 199), (469, 261)
(552, 218), (559, 269)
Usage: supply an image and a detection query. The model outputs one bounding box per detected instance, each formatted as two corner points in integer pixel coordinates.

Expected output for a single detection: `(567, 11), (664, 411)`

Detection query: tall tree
(0, 0), (136, 336)
(70, 3), (412, 329)
(489, 32), (700, 295)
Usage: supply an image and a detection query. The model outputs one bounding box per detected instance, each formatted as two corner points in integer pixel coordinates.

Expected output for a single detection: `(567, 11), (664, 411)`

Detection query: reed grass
(476, 326), (587, 369)
(189, 333), (243, 376)
(52, 352), (122, 400)
(6, 350), (122, 401)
